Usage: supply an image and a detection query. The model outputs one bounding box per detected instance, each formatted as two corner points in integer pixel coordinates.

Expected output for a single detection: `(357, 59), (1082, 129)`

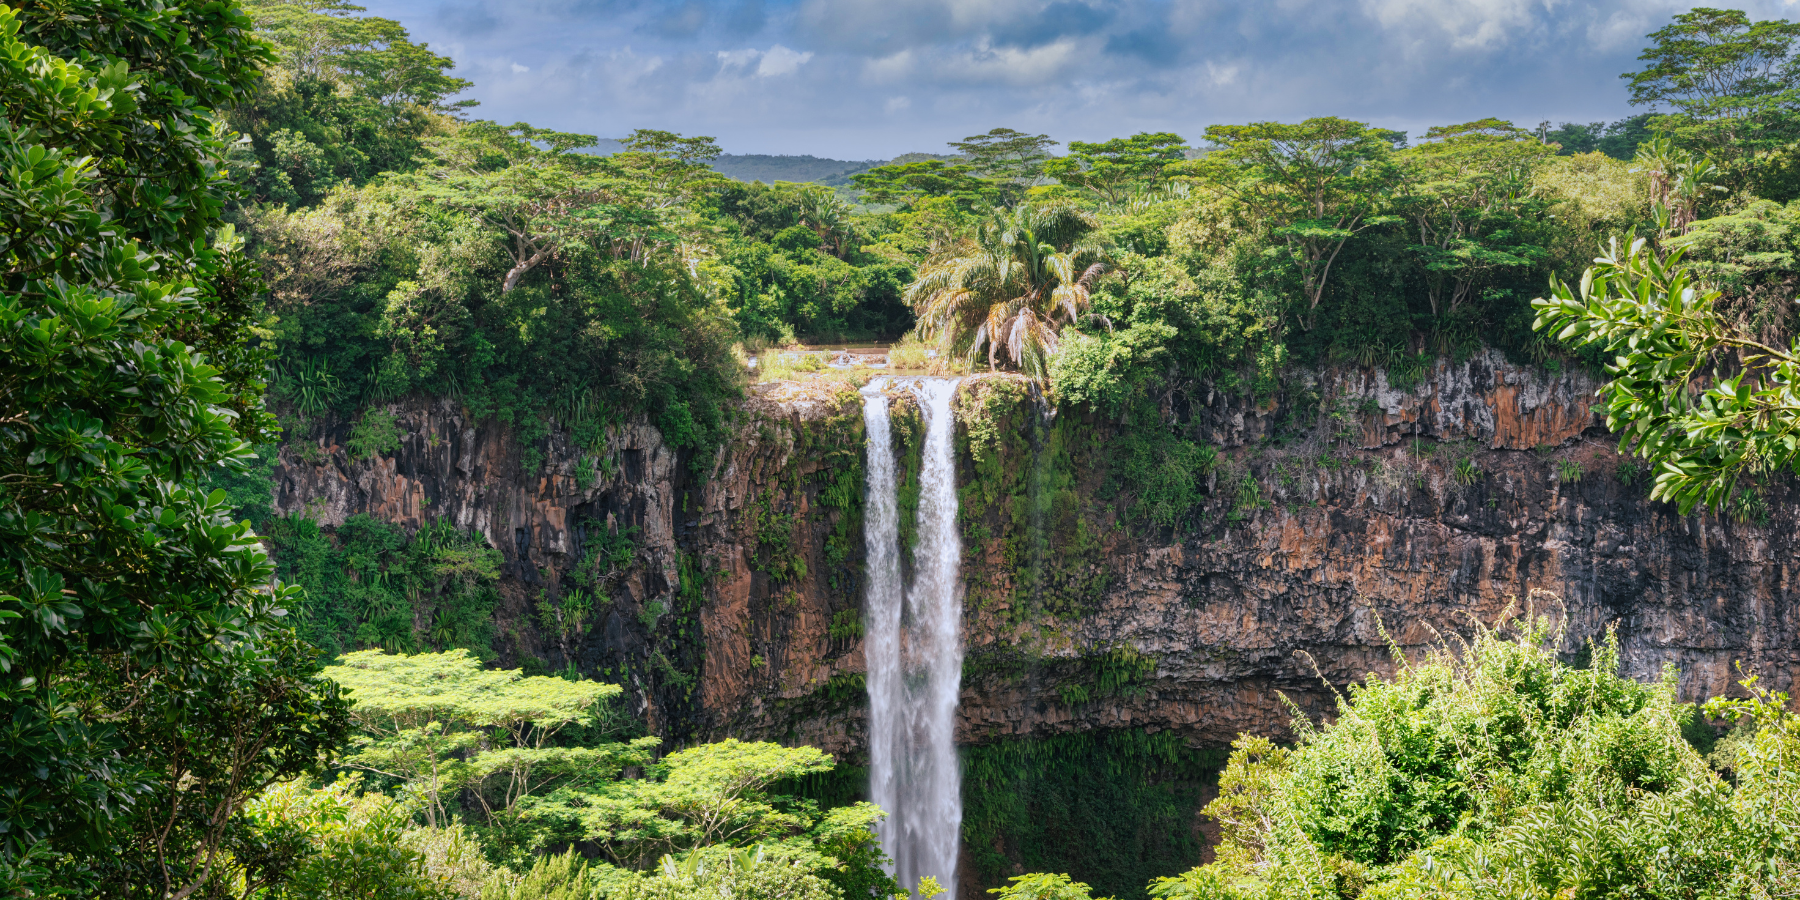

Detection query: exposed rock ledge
(272, 356), (1798, 756)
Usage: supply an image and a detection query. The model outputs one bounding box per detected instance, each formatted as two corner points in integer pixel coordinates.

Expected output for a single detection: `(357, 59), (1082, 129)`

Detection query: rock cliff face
(272, 350), (1799, 757)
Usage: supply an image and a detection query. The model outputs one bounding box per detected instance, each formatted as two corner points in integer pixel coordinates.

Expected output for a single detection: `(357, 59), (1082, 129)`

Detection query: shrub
(349, 408), (404, 461)
(1147, 603), (1800, 900)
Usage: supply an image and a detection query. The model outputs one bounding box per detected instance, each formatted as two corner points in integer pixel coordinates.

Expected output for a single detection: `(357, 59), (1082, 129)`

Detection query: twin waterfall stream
(861, 377), (964, 899)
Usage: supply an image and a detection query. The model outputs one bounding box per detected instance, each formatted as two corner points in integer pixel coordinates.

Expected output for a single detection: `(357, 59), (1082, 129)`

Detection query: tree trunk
(503, 247), (553, 293)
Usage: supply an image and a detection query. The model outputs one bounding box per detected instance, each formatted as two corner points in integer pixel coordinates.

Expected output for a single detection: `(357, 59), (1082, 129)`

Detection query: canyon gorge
(265, 351), (1800, 891)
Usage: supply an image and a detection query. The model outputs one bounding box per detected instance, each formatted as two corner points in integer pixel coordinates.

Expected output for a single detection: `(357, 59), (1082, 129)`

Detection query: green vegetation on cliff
(13, 0), (1800, 896)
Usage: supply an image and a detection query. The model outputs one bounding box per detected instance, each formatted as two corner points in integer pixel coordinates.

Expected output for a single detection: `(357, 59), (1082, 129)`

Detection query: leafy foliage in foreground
(1534, 237), (1800, 515)
(993, 608), (1800, 900)
(0, 1), (353, 893)
(1141, 609), (1800, 900)
(279, 651), (896, 900)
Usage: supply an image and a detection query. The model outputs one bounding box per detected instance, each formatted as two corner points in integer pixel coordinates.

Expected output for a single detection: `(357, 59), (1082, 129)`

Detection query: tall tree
(233, 0), (472, 204)
(948, 127), (1057, 195)
(1042, 132), (1188, 204)
(1623, 7), (1800, 160)
(0, 1), (351, 895)
(905, 203), (1108, 378)
(1178, 118), (1400, 329)
(1396, 119), (1554, 321)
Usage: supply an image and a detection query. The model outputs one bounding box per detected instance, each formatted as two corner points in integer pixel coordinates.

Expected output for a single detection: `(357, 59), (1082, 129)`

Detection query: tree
(520, 738), (894, 898)
(851, 160), (1000, 211)
(407, 122), (614, 292)
(1632, 134), (1727, 234)
(1396, 119), (1554, 322)
(323, 649), (657, 828)
(1177, 118), (1400, 329)
(1533, 237), (1800, 517)
(1539, 114), (1655, 160)
(234, 0), (473, 204)
(0, 1), (353, 894)
(242, 779), (472, 900)
(1042, 132), (1188, 204)
(948, 127), (1057, 197)
(1624, 7), (1800, 153)
(990, 872), (1106, 900)
(905, 203), (1109, 378)
(402, 124), (723, 292)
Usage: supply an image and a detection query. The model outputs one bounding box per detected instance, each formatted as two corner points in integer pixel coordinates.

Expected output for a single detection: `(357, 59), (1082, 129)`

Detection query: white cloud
(716, 48), (760, 70)
(885, 95), (911, 113)
(715, 44), (815, 78)
(1360, 0), (1547, 50)
(758, 45), (815, 76)
(511, 62), (530, 74)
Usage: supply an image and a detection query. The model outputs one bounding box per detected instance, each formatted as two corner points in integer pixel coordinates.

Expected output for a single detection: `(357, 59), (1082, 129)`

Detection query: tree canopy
(0, 1), (351, 893)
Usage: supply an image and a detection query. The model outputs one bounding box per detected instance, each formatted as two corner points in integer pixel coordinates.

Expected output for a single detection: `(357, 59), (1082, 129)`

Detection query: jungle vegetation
(7, 0), (1800, 898)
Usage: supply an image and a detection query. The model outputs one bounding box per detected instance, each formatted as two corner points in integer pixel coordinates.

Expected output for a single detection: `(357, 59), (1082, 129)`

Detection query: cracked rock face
(274, 360), (1798, 757)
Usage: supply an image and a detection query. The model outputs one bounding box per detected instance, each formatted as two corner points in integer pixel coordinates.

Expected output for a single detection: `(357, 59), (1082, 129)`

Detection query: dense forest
(4, 0), (1800, 898)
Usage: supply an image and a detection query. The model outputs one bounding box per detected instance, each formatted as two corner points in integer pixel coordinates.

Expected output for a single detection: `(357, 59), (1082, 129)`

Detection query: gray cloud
(359, 0), (1800, 157)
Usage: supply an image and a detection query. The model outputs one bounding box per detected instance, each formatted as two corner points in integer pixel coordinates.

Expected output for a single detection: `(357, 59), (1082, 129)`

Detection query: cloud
(1360, 0), (1548, 50)
(716, 44), (815, 77)
(757, 45), (814, 76)
(354, 0), (1800, 157)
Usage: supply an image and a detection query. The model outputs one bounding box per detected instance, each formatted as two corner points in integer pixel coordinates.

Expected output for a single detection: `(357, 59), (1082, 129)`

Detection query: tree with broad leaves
(1176, 118), (1401, 330)
(1533, 236), (1800, 517)
(0, 1), (352, 895)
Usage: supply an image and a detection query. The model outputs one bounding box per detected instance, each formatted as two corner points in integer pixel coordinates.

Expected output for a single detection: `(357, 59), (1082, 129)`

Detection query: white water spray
(862, 377), (964, 898)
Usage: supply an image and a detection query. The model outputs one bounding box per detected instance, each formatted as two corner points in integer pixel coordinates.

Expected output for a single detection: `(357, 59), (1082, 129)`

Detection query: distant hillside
(708, 154), (883, 186)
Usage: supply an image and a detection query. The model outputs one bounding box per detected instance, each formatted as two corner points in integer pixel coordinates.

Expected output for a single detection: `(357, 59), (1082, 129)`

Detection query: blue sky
(361, 0), (1800, 158)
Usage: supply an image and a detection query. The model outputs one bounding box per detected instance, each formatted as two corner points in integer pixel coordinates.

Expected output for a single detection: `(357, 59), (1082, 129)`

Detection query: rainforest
(3, 1), (1800, 898)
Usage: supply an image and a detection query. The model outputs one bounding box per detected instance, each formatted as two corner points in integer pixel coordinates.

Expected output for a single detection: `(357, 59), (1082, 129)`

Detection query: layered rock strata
(272, 350), (1799, 755)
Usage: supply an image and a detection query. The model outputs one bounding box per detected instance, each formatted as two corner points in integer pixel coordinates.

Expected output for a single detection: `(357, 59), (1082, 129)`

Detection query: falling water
(862, 377), (964, 898)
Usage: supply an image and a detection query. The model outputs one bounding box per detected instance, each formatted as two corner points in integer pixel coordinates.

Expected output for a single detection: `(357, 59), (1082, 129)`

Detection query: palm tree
(904, 203), (1109, 378)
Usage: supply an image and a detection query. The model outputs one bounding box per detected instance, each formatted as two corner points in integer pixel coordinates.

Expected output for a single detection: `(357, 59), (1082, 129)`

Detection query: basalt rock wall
(272, 349), (1800, 756)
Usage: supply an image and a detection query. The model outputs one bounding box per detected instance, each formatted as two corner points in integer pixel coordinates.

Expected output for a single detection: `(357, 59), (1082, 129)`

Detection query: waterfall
(862, 377), (964, 898)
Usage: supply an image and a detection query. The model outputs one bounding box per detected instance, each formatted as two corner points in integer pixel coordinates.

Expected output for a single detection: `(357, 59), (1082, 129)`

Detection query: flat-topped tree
(323, 649), (657, 830)
(949, 127), (1058, 201)
(1043, 131), (1188, 205)
(852, 159), (1001, 212)
(1175, 118), (1400, 331)
(1395, 119), (1556, 323)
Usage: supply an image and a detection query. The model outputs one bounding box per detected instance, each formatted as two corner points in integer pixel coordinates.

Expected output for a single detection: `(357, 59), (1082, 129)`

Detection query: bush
(1147, 602), (1800, 900)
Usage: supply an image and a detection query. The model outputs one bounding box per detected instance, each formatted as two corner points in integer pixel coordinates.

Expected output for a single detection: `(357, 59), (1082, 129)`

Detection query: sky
(361, 0), (1800, 159)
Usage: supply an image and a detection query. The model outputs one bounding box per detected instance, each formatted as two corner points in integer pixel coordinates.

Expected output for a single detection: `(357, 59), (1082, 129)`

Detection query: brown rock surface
(273, 358), (1800, 757)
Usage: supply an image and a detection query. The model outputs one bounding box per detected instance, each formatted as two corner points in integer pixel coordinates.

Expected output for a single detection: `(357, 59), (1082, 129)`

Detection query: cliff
(271, 349), (1799, 754)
